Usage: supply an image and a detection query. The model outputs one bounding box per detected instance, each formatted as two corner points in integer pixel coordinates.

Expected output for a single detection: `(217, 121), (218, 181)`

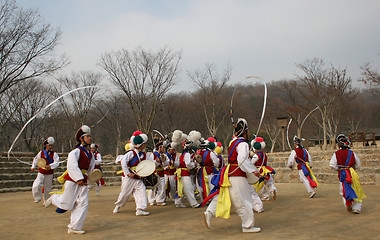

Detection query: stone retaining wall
(1, 146), (379, 193)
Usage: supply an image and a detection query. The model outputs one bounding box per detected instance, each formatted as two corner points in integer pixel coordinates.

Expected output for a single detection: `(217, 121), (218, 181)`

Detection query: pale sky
(16, 0), (380, 92)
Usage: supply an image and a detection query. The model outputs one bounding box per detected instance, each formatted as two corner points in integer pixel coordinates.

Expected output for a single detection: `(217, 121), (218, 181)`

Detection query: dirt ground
(0, 183), (379, 240)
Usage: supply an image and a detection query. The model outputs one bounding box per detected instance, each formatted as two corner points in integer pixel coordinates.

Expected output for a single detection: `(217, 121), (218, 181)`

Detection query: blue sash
(128, 151), (142, 167)
(257, 152), (266, 166)
(345, 150), (352, 166)
(202, 150), (210, 165)
(228, 139), (245, 160)
(43, 149), (54, 164)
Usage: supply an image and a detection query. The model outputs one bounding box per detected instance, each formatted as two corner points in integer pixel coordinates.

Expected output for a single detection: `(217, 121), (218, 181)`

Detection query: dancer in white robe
(46, 125), (95, 235)
(31, 137), (60, 205)
(113, 132), (153, 216)
(203, 118), (261, 233)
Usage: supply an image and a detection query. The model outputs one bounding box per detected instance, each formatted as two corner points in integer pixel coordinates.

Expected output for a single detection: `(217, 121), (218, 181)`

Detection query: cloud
(18, 0), (380, 90)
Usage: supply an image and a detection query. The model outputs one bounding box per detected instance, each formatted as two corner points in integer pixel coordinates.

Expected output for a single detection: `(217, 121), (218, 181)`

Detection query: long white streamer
(300, 106), (319, 134)
(7, 86), (98, 161)
(286, 118), (293, 150)
(256, 82), (267, 136)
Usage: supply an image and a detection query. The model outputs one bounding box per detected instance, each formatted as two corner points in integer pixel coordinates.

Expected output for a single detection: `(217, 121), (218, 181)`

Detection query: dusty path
(0, 183), (379, 240)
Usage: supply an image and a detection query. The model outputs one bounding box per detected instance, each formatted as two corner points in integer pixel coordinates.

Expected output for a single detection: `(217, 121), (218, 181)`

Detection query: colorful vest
(38, 150), (55, 175)
(178, 152), (191, 176)
(228, 138), (247, 177)
(122, 150), (147, 178)
(294, 148), (309, 170)
(153, 151), (165, 177)
(335, 149), (356, 178)
(200, 149), (215, 175)
(64, 146), (92, 183)
(164, 152), (177, 175)
(254, 151), (268, 167)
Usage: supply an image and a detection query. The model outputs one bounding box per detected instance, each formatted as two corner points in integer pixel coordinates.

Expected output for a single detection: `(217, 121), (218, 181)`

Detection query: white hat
(90, 143), (98, 149)
(44, 137), (55, 145)
(76, 125), (91, 142)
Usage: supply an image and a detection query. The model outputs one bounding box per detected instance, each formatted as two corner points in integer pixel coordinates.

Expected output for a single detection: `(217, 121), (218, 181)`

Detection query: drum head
(88, 169), (102, 182)
(141, 174), (159, 189)
(37, 159), (46, 169)
(135, 160), (156, 177)
(247, 172), (259, 184)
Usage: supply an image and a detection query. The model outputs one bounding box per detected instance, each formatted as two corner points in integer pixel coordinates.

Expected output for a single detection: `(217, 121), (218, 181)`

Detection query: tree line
(1, 0), (379, 155)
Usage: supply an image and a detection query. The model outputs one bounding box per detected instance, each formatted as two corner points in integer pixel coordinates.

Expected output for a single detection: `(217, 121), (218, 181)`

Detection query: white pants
(148, 176), (166, 204)
(51, 181), (89, 231)
(164, 174), (176, 199)
(298, 170), (315, 194)
(115, 176), (147, 210)
(32, 173), (53, 202)
(174, 176), (198, 207)
(260, 175), (277, 199)
(249, 185), (264, 212)
(339, 182), (362, 211)
(206, 176), (256, 229)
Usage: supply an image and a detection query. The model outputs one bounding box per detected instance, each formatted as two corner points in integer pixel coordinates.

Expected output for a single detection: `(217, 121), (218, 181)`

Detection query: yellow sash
(349, 168), (367, 202)
(202, 167), (210, 196)
(175, 168), (187, 197)
(116, 166), (136, 175)
(305, 162), (319, 187)
(253, 167), (272, 191)
(51, 169), (87, 195)
(216, 164), (231, 219)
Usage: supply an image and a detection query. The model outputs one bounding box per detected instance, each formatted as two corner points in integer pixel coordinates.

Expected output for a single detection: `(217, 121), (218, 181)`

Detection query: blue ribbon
(43, 149), (54, 164)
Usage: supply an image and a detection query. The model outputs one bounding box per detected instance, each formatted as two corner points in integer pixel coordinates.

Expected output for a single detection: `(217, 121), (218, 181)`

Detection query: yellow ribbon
(175, 168), (187, 197)
(202, 167), (210, 196)
(349, 168), (367, 202)
(305, 162), (319, 187)
(116, 166), (137, 175)
(216, 164), (231, 219)
(252, 167), (272, 192)
(51, 169), (87, 195)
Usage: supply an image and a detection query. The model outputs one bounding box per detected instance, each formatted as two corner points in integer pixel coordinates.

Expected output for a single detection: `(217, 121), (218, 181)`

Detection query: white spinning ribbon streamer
(7, 86), (98, 161)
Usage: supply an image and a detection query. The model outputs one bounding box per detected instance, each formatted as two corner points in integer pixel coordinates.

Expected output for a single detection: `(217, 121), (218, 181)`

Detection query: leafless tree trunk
(0, 0), (67, 95)
(99, 47), (181, 134)
(188, 63), (231, 137)
(263, 122), (281, 153)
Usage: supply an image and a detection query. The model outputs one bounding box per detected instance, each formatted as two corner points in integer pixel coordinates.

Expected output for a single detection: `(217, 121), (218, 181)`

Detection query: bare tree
(360, 63), (380, 95)
(188, 63), (231, 137)
(99, 47), (181, 134)
(0, 0), (67, 95)
(325, 67), (357, 149)
(262, 121), (281, 153)
(6, 79), (53, 151)
(296, 58), (355, 149)
(270, 80), (316, 139)
(52, 71), (102, 149)
(94, 93), (134, 156)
